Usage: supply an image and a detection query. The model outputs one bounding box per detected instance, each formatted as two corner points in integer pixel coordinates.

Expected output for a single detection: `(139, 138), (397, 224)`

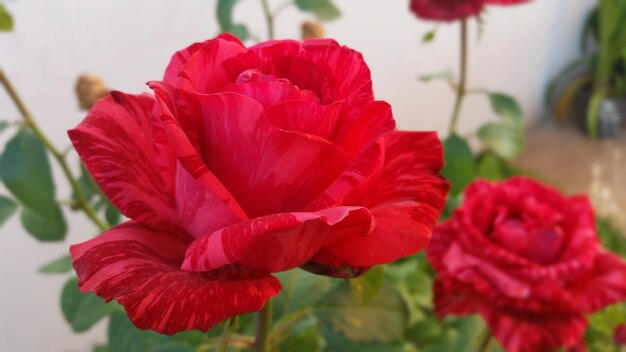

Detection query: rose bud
(301, 20), (325, 39)
(75, 74), (108, 110)
(428, 177), (626, 352)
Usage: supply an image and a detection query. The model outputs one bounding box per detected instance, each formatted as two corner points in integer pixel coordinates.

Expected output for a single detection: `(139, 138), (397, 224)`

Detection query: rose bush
(428, 177), (626, 352)
(68, 34), (449, 334)
(409, 0), (529, 22)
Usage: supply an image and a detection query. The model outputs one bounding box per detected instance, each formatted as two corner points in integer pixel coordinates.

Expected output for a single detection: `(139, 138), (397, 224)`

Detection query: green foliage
(349, 265), (384, 303)
(441, 134), (474, 196)
(422, 30), (436, 43)
(216, 0), (250, 41)
(0, 4), (13, 32)
(294, 0), (341, 21)
(108, 313), (169, 352)
(61, 277), (118, 333)
(418, 71), (452, 84)
(315, 281), (409, 343)
(1, 129), (66, 240)
(274, 269), (333, 317)
(597, 217), (626, 258)
(39, 254), (73, 274)
(0, 195), (17, 226)
(150, 343), (195, 352)
(478, 93), (524, 160)
(585, 303), (626, 350)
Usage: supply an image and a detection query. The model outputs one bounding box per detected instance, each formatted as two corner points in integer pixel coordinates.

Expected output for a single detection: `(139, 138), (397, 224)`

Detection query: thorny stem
(0, 69), (109, 231)
(449, 19), (468, 134)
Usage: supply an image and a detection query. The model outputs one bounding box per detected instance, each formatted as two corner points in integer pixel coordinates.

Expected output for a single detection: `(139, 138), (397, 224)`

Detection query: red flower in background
(428, 178), (626, 352)
(409, 0), (530, 22)
(69, 34), (448, 334)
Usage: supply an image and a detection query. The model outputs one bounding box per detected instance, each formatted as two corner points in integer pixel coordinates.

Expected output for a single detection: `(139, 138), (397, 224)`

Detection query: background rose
(409, 0), (530, 22)
(68, 34), (449, 334)
(428, 177), (626, 352)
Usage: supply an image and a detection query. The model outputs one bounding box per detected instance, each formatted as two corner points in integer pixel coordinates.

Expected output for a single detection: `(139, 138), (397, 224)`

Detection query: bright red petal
(150, 81), (248, 222)
(71, 222), (281, 335)
(568, 251), (626, 313)
(216, 80), (319, 109)
(410, 0), (485, 22)
(192, 92), (349, 217)
(312, 131), (449, 266)
(68, 92), (180, 231)
(336, 100), (396, 159)
(182, 206), (372, 273)
(265, 100), (343, 141)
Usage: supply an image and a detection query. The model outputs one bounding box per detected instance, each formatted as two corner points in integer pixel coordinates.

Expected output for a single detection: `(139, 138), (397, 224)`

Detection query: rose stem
(0, 69), (109, 231)
(261, 0), (275, 39)
(449, 18), (468, 134)
(254, 301), (273, 352)
(217, 317), (237, 352)
(477, 326), (493, 352)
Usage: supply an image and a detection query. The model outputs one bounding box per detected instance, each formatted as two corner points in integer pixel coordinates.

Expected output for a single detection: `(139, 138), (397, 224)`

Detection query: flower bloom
(409, 0), (529, 22)
(68, 35), (448, 334)
(428, 177), (626, 352)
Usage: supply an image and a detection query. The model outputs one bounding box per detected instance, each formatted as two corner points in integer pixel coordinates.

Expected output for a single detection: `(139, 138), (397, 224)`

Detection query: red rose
(427, 177), (626, 352)
(409, 0), (529, 22)
(68, 35), (449, 334)
(615, 324), (626, 346)
(410, 0), (485, 22)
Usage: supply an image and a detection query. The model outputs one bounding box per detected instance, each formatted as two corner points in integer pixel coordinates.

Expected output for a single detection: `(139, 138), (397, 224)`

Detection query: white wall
(0, 1), (594, 351)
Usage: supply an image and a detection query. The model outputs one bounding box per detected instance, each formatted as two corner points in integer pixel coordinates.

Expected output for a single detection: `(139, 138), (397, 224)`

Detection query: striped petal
(70, 222), (281, 335)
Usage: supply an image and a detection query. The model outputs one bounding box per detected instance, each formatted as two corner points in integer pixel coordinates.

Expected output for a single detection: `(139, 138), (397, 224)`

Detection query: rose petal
(71, 222), (281, 335)
(568, 251), (626, 313)
(192, 92), (349, 217)
(149, 81), (248, 222)
(312, 131), (449, 266)
(265, 100), (343, 141)
(182, 206), (372, 273)
(68, 92), (180, 231)
(217, 80), (319, 109)
(336, 100), (396, 159)
(410, 0), (485, 22)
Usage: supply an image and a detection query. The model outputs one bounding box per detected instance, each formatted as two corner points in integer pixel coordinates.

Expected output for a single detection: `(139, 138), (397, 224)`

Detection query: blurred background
(1, 0), (619, 351)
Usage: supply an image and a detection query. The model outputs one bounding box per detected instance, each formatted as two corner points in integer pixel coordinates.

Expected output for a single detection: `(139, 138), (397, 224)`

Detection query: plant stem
(254, 301), (273, 352)
(0, 69), (109, 231)
(261, 0), (275, 39)
(477, 327), (493, 352)
(217, 317), (237, 352)
(449, 19), (469, 135)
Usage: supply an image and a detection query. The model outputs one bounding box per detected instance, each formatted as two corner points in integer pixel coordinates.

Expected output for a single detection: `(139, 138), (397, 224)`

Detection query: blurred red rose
(68, 34), (448, 334)
(615, 324), (626, 346)
(428, 177), (626, 352)
(409, 0), (530, 22)
(410, 0), (485, 22)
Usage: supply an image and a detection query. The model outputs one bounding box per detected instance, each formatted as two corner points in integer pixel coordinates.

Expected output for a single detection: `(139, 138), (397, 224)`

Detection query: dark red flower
(615, 324), (626, 346)
(68, 34), (449, 334)
(427, 177), (626, 352)
(410, 0), (485, 22)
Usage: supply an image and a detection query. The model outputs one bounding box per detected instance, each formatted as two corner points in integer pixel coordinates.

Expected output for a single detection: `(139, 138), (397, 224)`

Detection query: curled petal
(71, 222), (280, 335)
(68, 92), (180, 231)
(313, 131), (449, 266)
(183, 206), (372, 273)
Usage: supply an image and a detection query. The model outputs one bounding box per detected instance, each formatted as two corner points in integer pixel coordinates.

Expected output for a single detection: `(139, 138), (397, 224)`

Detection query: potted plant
(547, 0), (626, 139)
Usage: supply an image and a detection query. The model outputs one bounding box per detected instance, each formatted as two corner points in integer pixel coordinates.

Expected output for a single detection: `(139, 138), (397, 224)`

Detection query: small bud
(75, 74), (108, 110)
(615, 324), (626, 346)
(301, 20), (325, 40)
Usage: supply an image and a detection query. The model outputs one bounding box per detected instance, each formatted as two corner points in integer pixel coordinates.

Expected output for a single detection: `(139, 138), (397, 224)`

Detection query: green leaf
(20, 204), (67, 241)
(216, 0), (250, 41)
(105, 203), (122, 226)
(422, 30), (436, 43)
(280, 315), (322, 352)
(108, 313), (168, 352)
(274, 269), (333, 318)
(39, 254), (72, 274)
(349, 266), (384, 303)
(61, 277), (116, 333)
(477, 123), (524, 160)
(1, 129), (57, 217)
(441, 134), (474, 196)
(0, 121), (10, 133)
(418, 70), (452, 83)
(0, 195), (17, 226)
(150, 343), (195, 352)
(73, 162), (101, 206)
(320, 325), (411, 352)
(93, 345), (110, 352)
(0, 4), (13, 32)
(475, 153), (506, 181)
(294, 0), (341, 21)
(488, 93), (522, 127)
(597, 217), (626, 258)
(315, 282), (409, 343)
